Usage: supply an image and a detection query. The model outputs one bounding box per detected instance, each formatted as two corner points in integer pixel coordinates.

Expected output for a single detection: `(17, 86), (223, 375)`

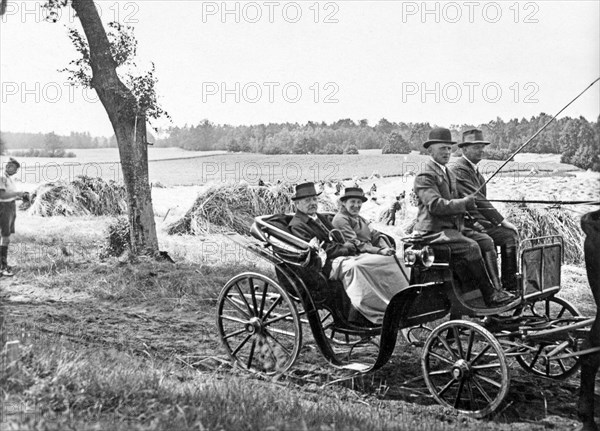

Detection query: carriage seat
(251, 214), (372, 328)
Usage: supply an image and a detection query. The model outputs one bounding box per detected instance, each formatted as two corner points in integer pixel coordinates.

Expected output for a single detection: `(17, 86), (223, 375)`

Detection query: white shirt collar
(430, 158), (447, 174)
(462, 155), (479, 172)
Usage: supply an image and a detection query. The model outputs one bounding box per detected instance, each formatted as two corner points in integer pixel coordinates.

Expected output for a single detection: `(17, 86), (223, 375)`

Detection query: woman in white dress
(330, 188), (411, 324)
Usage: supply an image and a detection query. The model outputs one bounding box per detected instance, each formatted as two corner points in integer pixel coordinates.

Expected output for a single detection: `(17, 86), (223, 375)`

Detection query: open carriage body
(216, 214), (594, 418)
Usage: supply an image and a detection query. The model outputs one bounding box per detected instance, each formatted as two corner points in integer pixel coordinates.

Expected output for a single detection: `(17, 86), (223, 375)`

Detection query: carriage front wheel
(422, 320), (510, 418)
(216, 273), (302, 375)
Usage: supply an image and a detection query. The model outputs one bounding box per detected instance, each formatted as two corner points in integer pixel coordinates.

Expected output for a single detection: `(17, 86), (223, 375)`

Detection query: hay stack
(167, 182), (336, 236)
(28, 176), (127, 217)
(505, 203), (585, 265)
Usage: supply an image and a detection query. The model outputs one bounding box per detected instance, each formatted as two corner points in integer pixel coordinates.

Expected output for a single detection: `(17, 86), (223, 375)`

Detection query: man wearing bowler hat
(412, 127), (515, 307)
(449, 129), (519, 291)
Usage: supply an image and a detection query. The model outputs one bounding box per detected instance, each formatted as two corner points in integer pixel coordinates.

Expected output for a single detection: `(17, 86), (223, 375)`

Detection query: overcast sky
(1, 0), (599, 137)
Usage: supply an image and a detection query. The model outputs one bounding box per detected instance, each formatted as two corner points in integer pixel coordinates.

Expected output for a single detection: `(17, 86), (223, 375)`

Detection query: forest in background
(1, 113), (598, 170)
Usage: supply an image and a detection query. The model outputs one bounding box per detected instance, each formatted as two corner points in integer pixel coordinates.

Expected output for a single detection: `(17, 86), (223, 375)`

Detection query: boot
(501, 245), (519, 292)
(455, 259), (514, 307)
(483, 251), (516, 305)
(483, 250), (503, 291)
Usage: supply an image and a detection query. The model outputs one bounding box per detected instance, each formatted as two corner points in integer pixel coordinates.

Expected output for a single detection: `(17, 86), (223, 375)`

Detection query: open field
(1, 152), (599, 430)
(3, 148), (583, 189)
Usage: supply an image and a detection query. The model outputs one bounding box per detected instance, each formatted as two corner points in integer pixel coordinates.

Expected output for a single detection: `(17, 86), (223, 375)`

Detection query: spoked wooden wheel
(216, 273), (302, 375)
(422, 320), (510, 418)
(515, 296), (581, 379)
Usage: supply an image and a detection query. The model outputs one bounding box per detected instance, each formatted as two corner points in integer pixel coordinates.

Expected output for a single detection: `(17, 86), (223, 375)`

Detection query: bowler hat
(423, 127), (456, 148)
(340, 187), (367, 202)
(458, 129), (491, 148)
(291, 182), (321, 201)
(6, 157), (20, 168)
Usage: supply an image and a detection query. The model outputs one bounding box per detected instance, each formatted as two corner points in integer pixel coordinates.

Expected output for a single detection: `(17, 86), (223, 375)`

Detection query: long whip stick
(475, 77), (600, 194)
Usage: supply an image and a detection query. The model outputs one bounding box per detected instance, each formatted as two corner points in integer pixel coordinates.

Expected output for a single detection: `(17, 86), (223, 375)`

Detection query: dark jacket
(413, 159), (473, 233)
(289, 210), (355, 274)
(449, 156), (504, 229)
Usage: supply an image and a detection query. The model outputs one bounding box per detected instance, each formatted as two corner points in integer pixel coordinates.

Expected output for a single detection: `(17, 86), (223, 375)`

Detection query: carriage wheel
(216, 273), (302, 375)
(422, 320), (510, 418)
(515, 296), (581, 379)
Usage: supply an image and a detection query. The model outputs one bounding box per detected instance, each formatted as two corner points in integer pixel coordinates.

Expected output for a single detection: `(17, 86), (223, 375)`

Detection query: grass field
(1, 211), (598, 430)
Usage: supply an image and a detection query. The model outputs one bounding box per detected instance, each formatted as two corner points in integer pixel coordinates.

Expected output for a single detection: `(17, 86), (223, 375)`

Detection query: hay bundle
(28, 176), (128, 217)
(168, 182), (336, 235)
(505, 203), (585, 265)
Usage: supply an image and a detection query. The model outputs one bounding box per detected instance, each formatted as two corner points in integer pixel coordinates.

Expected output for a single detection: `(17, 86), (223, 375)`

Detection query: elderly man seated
(288, 182), (410, 325)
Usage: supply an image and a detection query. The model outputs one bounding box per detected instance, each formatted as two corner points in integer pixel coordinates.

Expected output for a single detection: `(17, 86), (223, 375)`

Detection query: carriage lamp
(403, 246), (435, 267)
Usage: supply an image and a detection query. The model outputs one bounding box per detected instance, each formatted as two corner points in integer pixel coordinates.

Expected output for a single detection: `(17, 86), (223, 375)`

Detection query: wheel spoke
(428, 367), (454, 376)
(466, 380), (475, 411)
(454, 379), (466, 408)
(223, 327), (247, 340)
(234, 282), (254, 316)
(220, 314), (249, 325)
(557, 358), (568, 373)
(265, 331), (292, 357)
(469, 344), (492, 366)
(263, 312), (294, 326)
(259, 281), (269, 317)
(438, 336), (459, 360)
(266, 327), (298, 338)
(429, 350), (455, 366)
(528, 346), (544, 369)
(465, 329), (475, 362)
(247, 339), (256, 369)
(556, 306), (566, 319)
(453, 327), (464, 358)
(437, 377), (457, 397)
(471, 362), (502, 371)
(232, 333), (253, 356)
(249, 277), (259, 314)
(262, 295), (283, 321)
(225, 295), (251, 319)
(474, 373), (502, 389)
(472, 377), (494, 403)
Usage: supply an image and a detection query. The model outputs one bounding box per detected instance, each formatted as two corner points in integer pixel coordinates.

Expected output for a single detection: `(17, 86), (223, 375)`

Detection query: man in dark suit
(413, 128), (514, 307)
(449, 129), (519, 291)
(288, 182), (357, 275)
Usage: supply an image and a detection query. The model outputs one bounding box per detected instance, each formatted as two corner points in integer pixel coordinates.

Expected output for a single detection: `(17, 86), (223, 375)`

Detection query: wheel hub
(245, 317), (263, 335)
(452, 359), (471, 380)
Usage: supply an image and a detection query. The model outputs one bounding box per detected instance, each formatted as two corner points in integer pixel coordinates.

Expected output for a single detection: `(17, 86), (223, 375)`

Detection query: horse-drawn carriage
(216, 213), (596, 418)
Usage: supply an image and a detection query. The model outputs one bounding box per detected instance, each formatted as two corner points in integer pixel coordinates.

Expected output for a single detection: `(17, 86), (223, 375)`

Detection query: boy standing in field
(0, 158), (28, 277)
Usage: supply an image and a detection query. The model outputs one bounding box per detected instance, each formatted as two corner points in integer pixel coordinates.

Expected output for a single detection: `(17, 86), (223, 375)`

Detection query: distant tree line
(156, 114), (600, 171)
(1, 131), (117, 150)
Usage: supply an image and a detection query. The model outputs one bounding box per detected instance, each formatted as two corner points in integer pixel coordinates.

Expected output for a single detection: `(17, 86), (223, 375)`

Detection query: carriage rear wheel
(514, 296), (581, 379)
(422, 320), (510, 418)
(216, 273), (302, 375)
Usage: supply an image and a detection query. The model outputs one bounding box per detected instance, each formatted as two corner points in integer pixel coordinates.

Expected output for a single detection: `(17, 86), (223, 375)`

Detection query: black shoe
(485, 290), (516, 307)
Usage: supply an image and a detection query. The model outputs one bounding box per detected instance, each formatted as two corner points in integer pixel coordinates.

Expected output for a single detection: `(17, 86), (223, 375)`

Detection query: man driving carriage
(412, 128), (515, 307)
(449, 129), (520, 292)
(288, 182), (411, 324)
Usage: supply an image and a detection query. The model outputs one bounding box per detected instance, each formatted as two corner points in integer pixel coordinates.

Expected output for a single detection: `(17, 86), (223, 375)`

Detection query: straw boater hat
(458, 129), (491, 148)
(340, 187), (367, 203)
(423, 127), (456, 148)
(291, 182), (322, 201)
